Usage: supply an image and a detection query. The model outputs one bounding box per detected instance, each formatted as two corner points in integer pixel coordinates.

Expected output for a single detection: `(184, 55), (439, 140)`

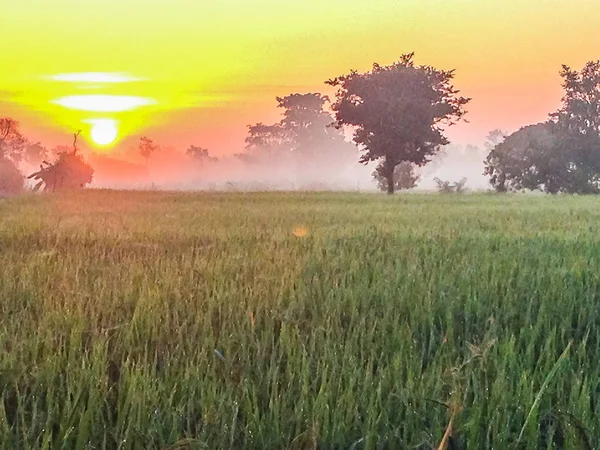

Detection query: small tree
(139, 137), (158, 169)
(186, 145), (218, 167)
(326, 53), (470, 194)
(0, 117), (26, 162)
(373, 160), (419, 192)
(484, 129), (507, 152)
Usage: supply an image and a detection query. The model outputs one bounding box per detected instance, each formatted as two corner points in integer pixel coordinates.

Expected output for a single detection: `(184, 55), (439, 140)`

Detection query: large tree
(237, 93), (357, 171)
(326, 53), (470, 194)
(485, 61), (600, 194)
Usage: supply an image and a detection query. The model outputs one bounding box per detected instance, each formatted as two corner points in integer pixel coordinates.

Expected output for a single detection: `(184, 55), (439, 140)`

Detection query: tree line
(1, 54), (599, 195)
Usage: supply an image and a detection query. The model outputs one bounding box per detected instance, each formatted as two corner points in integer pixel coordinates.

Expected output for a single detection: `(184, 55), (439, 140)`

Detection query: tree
(237, 123), (292, 165)
(0, 117), (26, 162)
(27, 132), (94, 192)
(186, 145), (218, 167)
(484, 61), (600, 194)
(237, 93), (357, 170)
(484, 129), (507, 152)
(373, 160), (419, 192)
(139, 137), (158, 168)
(326, 53), (470, 194)
(484, 123), (563, 193)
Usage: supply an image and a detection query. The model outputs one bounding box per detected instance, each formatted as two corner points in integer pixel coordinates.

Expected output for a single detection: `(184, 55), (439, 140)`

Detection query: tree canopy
(485, 61), (600, 194)
(0, 117), (26, 163)
(237, 93), (358, 184)
(139, 137), (158, 168)
(326, 53), (470, 194)
(186, 145), (218, 167)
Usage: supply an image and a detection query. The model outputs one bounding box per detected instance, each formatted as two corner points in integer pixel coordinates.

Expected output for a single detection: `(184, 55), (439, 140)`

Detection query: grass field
(2, 190), (600, 449)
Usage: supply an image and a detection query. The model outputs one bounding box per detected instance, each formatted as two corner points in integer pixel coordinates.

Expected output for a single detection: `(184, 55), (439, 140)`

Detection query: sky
(1, 0), (599, 160)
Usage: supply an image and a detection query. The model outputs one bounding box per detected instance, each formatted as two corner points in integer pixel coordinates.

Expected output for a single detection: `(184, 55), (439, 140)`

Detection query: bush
(28, 151), (94, 191)
(0, 158), (24, 195)
(434, 177), (468, 194)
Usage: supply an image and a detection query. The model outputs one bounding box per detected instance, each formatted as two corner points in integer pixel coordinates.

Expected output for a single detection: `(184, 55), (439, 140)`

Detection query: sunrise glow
(1, 0), (599, 153)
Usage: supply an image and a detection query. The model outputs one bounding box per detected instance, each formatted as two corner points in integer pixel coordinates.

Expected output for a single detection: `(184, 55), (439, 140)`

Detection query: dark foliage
(326, 53), (470, 194)
(28, 150), (94, 192)
(373, 160), (419, 192)
(485, 61), (600, 194)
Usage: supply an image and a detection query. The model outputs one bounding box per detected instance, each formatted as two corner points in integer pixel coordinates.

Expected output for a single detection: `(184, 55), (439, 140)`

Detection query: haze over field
(1, 0), (599, 190)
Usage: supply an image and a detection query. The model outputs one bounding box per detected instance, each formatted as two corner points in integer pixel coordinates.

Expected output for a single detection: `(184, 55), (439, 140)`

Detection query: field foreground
(1, 191), (600, 449)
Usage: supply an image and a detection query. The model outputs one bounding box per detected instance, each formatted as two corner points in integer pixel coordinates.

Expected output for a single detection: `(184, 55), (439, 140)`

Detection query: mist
(85, 141), (491, 193)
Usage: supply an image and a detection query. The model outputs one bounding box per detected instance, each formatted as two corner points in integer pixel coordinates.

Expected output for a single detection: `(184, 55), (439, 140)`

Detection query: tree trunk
(386, 170), (395, 195)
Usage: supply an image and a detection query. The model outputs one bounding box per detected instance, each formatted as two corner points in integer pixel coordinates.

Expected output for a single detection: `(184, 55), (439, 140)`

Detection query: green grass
(1, 190), (600, 449)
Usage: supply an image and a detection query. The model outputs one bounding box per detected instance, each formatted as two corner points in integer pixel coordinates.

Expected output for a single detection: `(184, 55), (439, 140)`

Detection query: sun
(89, 119), (118, 146)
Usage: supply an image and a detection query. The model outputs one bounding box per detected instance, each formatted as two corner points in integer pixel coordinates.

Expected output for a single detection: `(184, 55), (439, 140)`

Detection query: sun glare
(88, 119), (119, 146)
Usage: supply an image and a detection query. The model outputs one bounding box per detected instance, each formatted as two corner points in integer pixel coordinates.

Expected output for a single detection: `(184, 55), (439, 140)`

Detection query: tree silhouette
(237, 93), (357, 172)
(0, 117), (26, 162)
(27, 132), (94, 192)
(485, 61), (600, 194)
(186, 145), (219, 167)
(139, 137), (158, 169)
(326, 53), (470, 194)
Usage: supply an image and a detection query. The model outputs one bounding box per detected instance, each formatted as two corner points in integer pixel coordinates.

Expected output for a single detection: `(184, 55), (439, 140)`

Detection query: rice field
(1, 190), (600, 449)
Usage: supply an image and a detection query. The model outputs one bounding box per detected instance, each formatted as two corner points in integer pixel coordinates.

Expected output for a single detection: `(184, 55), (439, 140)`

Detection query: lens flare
(292, 226), (309, 237)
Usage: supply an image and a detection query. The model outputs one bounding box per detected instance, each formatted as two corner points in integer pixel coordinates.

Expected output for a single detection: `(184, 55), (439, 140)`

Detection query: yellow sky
(1, 0), (599, 155)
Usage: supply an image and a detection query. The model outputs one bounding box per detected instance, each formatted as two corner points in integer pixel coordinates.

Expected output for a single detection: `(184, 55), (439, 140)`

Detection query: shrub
(434, 177), (467, 194)
(28, 151), (94, 192)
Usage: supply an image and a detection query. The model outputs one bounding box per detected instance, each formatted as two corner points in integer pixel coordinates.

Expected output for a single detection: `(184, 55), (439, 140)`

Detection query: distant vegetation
(1, 191), (600, 447)
(1, 56), (600, 194)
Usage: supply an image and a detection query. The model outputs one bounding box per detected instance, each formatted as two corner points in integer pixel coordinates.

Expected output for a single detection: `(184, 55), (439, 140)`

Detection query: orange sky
(1, 0), (599, 160)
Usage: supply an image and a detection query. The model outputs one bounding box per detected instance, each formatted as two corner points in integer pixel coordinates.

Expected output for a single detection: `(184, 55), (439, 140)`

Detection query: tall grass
(1, 190), (600, 449)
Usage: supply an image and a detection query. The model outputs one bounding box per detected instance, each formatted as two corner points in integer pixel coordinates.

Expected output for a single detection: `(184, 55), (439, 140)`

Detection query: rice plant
(1, 190), (600, 449)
